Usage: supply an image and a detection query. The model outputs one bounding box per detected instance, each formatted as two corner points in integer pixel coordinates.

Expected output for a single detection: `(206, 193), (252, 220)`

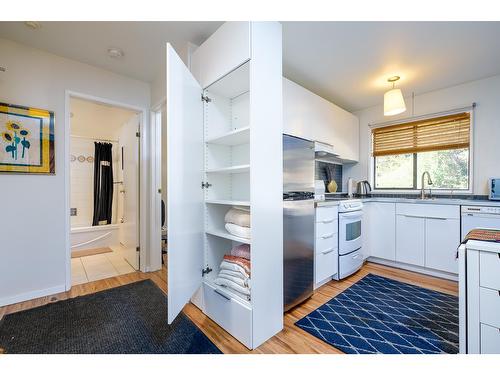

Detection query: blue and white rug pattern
(295, 274), (459, 354)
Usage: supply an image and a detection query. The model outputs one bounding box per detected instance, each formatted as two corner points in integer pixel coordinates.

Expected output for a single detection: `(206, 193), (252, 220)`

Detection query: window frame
(369, 110), (474, 194)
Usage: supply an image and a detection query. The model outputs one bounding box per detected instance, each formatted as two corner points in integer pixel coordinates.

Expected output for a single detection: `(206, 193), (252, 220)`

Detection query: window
(372, 112), (471, 190)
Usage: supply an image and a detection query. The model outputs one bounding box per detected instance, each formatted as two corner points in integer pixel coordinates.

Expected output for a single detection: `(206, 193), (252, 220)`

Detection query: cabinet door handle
(321, 233), (335, 239)
(322, 219), (334, 224)
(322, 248), (335, 255)
(214, 288), (231, 301)
(402, 214), (447, 220)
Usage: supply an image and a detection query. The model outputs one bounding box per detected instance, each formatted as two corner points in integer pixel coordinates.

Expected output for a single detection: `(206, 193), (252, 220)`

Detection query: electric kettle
(356, 180), (372, 196)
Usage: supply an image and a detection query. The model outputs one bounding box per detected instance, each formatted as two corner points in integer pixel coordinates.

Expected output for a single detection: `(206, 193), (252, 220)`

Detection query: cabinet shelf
(206, 229), (251, 244)
(206, 164), (250, 174)
(205, 199), (250, 207)
(206, 126), (250, 146)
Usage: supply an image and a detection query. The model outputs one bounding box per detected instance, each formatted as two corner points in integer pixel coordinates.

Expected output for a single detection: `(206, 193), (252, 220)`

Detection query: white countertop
(465, 239), (500, 254)
(316, 196), (500, 207)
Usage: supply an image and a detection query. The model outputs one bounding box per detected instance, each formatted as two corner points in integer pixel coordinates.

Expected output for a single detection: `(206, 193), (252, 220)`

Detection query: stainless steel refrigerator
(283, 134), (315, 311)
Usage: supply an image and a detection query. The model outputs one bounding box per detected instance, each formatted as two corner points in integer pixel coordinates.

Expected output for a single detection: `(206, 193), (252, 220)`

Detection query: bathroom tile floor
(71, 245), (136, 285)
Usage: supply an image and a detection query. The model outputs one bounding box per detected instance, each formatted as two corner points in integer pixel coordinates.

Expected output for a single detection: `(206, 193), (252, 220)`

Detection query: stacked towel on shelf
(230, 243), (250, 260)
(214, 252), (251, 298)
(224, 208), (251, 239)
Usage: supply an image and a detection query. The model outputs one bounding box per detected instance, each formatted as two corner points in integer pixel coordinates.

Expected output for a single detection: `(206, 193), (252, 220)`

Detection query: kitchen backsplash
(315, 161), (343, 192)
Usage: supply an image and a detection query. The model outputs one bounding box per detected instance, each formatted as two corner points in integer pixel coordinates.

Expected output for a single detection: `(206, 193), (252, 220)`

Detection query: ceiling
(0, 21), (223, 82)
(1, 21), (500, 111)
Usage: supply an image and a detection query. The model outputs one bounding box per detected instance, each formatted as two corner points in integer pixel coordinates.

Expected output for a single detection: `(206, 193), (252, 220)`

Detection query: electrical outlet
(70, 208), (77, 216)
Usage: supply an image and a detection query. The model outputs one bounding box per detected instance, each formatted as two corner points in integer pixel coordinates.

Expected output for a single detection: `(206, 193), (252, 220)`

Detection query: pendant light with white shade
(384, 76), (406, 116)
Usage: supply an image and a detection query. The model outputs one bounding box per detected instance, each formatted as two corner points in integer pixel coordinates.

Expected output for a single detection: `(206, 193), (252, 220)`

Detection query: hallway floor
(71, 245), (136, 285)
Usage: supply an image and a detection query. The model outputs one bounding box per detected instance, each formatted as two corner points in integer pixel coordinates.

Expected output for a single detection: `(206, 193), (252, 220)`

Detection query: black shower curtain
(92, 142), (114, 226)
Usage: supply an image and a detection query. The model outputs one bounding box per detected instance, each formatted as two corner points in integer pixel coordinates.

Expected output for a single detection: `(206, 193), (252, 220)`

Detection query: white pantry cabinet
(283, 78), (359, 162)
(364, 202), (396, 261)
(191, 22), (251, 89)
(166, 22), (283, 350)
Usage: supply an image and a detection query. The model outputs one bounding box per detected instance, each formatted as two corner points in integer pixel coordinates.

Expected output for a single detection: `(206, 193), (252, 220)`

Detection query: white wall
(344, 74), (500, 195)
(0, 38), (150, 306)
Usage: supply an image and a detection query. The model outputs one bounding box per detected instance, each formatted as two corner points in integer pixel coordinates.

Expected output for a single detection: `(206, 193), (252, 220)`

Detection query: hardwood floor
(0, 261), (458, 354)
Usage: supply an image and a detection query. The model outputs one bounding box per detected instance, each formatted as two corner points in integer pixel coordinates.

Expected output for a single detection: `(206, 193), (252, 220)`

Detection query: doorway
(68, 96), (141, 286)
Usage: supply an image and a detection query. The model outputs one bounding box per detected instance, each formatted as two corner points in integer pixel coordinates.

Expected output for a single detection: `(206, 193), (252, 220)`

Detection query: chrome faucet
(420, 171), (433, 199)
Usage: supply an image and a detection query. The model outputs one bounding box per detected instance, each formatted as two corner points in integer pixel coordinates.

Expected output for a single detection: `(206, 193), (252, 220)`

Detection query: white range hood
(314, 141), (339, 160)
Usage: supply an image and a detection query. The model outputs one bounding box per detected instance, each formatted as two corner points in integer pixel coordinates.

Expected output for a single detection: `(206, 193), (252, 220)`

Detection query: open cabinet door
(166, 43), (204, 323)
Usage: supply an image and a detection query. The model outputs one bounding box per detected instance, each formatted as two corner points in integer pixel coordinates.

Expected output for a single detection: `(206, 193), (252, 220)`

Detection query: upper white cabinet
(283, 78), (359, 162)
(166, 22), (283, 350)
(365, 202), (396, 261)
(191, 22), (251, 89)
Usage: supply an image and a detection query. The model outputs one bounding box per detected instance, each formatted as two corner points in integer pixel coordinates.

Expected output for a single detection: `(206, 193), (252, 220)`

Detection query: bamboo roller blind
(372, 112), (470, 157)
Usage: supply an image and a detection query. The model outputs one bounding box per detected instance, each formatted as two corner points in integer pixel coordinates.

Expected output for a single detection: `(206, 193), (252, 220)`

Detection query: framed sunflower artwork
(0, 102), (55, 174)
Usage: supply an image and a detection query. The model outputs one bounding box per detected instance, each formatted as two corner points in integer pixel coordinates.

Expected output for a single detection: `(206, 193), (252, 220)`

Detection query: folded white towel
(218, 270), (249, 287)
(220, 261), (249, 278)
(225, 222), (251, 239)
(224, 208), (250, 228)
(219, 269), (248, 280)
(214, 277), (251, 296)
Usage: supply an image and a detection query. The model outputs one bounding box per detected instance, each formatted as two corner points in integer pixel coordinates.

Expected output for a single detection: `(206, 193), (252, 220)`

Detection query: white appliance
(488, 178), (500, 200)
(336, 200), (363, 279)
(461, 205), (500, 240)
(314, 141), (337, 159)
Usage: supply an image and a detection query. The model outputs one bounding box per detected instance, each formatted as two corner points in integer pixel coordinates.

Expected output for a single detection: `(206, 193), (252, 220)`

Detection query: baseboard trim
(367, 257), (458, 281)
(0, 284), (66, 308)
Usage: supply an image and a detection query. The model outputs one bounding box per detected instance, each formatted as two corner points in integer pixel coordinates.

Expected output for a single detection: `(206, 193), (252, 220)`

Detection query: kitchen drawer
(396, 203), (459, 219)
(480, 251), (500, 290)
(315, 235), (337, 254)
(481, 324), (500, 354)
(316, 206), (338, 223)
(480, 287), (500, 329)
(316, 219), (338, 238)
(203, 281), (252, 348)
(315, 247), (338, 283)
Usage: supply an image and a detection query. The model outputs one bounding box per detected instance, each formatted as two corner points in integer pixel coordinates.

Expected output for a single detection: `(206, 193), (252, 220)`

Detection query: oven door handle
(339, 211), (363, 219)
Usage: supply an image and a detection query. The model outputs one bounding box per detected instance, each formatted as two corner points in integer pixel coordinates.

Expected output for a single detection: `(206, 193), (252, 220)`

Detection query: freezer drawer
(203, 281), (253, 349)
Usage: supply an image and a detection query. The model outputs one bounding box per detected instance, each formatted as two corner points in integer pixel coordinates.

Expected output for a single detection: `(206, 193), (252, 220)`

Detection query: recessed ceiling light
(107, 47), (124, 59)
(24, 21), (41, 30)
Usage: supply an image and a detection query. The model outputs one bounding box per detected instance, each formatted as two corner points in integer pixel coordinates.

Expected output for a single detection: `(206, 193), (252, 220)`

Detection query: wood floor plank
(0, 261), (458, 354)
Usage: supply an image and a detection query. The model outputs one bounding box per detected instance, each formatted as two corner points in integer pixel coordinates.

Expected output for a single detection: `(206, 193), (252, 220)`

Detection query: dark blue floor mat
(295, 274), (458, 354)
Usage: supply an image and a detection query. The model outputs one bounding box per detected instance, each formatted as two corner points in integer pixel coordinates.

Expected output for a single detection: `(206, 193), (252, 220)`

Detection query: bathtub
(71, 224), (120, 251)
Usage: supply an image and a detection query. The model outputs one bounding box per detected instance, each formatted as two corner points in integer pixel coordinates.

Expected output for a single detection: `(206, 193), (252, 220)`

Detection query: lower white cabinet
(425, 217), (460, 273)
(365, 202), (396, 261)
(459, 241), (500, 353)
(314, 206), (338, 287)
(203, 281), (253, 348)
(395, 203), (459, 272)
(396, 214), (425, 267)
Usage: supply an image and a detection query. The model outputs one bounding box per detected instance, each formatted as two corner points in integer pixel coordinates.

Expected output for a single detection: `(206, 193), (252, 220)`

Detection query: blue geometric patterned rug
(295, 274), (458, 354)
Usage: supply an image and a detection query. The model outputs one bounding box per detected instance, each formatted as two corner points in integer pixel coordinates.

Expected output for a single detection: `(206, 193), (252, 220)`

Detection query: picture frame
(0, 102), (55, 174)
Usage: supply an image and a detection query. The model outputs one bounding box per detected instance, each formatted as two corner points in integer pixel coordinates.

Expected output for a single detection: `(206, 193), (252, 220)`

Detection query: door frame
(149, 99), (165, 272)
(64, 90), (149, 290)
